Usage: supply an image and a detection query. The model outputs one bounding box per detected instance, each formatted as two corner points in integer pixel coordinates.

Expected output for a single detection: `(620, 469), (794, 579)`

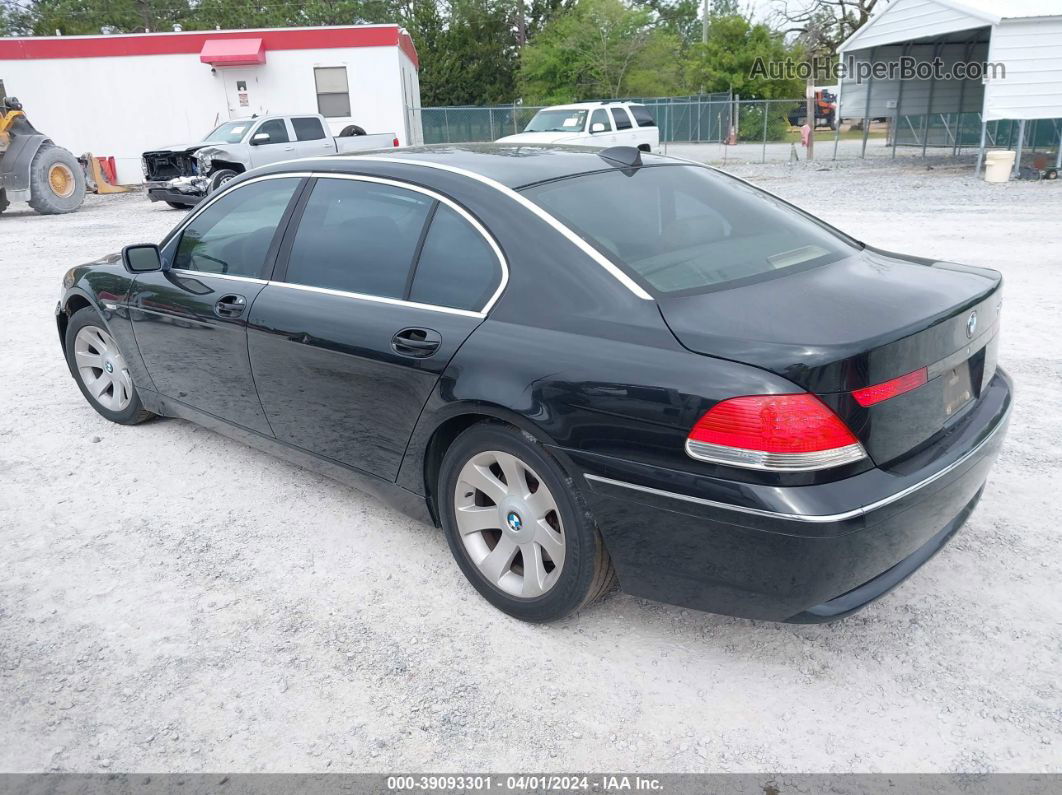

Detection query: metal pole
(892, 43), (910, 159)
(954, 37), (976, 156)
(861, 47), (877, 159)
(832, 79), (843, 160)
(489, 107), (495, 141)
(443, 107), (450, 143)
(922, 40), (944, 157)
(975, 117), (987, 175)
(1056, 122), (1062, 169)
(1013, 118), (1026, 178)
(762, 100), (769, 164)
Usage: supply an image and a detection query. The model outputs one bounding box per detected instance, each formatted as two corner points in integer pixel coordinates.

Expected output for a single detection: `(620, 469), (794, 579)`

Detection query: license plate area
(943, 361), (975, 418)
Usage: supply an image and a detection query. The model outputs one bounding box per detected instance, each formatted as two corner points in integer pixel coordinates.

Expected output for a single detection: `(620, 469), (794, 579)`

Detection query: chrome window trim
(162, 170), (508, 318)
(321, 155), (655, 301)
(585, 402), (1010, 524)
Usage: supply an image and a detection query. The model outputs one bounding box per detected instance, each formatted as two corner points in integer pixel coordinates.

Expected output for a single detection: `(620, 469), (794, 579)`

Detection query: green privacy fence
(417, 93), (736, 144)
(892, 113), (1062, 150)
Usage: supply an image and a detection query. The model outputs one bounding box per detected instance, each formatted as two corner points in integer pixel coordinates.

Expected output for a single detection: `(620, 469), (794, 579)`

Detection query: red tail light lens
(686, 394), (866, 471)
(392, 137), (400, 147)
(851, 367), (928, 407)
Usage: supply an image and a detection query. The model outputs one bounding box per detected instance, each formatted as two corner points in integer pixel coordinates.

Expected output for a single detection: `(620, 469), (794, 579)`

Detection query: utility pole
(805, 76), (816, 161)
(516, 0), (527, 46)
(702, 0), (711, 44)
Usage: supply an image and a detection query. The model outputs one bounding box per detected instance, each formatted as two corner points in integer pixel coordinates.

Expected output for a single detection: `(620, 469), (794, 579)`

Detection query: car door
(129, 176), (305, 435)
(610, 107), (637, 146)
(248, 118), (296, 168)
(290, 116), (336, 159)
(246, 175), (506, 479)
(587, 108), (615, 147)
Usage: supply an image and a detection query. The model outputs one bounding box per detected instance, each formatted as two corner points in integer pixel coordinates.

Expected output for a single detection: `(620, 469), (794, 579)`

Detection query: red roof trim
(397, 29), (419, 70)
(0, 25), (417, 69)
(199, 37), (266, 66)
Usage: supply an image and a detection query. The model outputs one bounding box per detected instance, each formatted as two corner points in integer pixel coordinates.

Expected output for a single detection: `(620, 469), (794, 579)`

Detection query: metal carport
(835, 0), (1062, 174)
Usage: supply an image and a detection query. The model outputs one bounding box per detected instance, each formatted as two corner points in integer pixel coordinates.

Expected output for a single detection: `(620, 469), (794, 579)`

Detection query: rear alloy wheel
(64, 308), (154, 425)
(439, 423), (615, 621)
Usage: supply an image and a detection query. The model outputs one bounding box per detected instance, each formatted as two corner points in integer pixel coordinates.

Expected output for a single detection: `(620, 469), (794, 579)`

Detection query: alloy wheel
(453, 450), (566, 598)
(74, 325), (133, 412)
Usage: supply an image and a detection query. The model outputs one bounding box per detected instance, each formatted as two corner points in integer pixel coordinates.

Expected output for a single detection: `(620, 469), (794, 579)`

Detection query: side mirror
(590, 122), (607, 133)
(251, 132), (271, 145)
(122, 243), (162, 273)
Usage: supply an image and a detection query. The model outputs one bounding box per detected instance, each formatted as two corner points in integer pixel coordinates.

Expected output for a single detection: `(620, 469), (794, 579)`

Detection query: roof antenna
(598, 146), (642, 168)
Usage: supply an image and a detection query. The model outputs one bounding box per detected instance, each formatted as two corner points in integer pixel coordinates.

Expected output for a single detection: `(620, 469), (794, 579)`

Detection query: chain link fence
(412, 96), (1062, 167)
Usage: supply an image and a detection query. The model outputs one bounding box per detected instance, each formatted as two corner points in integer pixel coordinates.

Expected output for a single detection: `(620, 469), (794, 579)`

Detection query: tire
(28, 144), (86, 215)
(339, 124), (367, 137)
(438, 422), (615, 622)
(207, 169), (238, 194)
(0, 188), (9, 213)
(165, 201), (190, 210)
(64, 307), (154, 425)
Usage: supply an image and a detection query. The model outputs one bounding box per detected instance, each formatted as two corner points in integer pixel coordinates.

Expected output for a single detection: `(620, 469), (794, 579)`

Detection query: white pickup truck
(142, 113), (397, 208)
(496, 101), (660, 152)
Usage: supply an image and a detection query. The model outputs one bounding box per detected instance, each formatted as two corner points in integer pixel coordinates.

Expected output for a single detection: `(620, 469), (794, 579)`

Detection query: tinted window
(285, 179), (432, 298)
(409, 205), (500, 311)
(522, 165), (856, 295)
(629, 105), (656, 128)
(589, 109), (611, 133)
(256, 119), (289, 144)
(610, 108), (632, 130)
(174, 178), (300, 277)
(292, 117), (326, 141)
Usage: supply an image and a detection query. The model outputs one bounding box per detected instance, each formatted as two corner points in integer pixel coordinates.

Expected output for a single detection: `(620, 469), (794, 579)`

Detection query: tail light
(392, 137), (400, 147)
(686, 394), (866, 471)
(851, 367), (927, 407)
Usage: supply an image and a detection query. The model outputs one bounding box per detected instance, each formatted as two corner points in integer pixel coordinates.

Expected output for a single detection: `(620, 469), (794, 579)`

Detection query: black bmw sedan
(56, 144), (1011, 623)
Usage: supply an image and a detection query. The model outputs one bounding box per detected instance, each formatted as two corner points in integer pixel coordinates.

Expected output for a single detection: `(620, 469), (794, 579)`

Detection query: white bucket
(984, 150), (1016, 183)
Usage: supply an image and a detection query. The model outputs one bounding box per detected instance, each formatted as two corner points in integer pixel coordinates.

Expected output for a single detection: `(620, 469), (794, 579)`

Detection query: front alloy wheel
(439, 423), (615, 622)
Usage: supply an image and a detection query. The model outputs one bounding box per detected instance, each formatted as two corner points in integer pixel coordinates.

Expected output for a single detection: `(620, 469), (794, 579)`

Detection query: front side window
(255, 119), (289, 144)
(292, 117), (327, 141)
(174, 178), (300, 277)
(589, 109), (612, 133)
(523, 109), (588, 133)
(522, 165), (857, 295)
(315, 67), (351, 118)
(409, 205), (501, 311)
(610, 108), (633, 130)
(285, 179), (432, 298)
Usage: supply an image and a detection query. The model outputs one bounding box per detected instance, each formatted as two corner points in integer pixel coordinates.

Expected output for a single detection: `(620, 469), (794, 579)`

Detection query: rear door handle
(214, 293), (247, 318)
(391, 327), (441, 357)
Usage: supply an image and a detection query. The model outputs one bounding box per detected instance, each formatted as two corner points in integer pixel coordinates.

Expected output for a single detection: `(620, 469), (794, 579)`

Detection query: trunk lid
(657, 249), (1002, 465)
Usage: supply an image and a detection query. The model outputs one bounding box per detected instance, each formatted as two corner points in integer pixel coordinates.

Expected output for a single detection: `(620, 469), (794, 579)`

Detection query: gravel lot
(2, 158), (1060, 774)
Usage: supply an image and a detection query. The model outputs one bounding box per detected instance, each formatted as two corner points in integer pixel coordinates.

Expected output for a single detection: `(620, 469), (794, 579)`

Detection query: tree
(685, 13), (804, 99)
(519, 0), (679, 103)
(6, 0), (195, 35)
(773, 0), (887, 56)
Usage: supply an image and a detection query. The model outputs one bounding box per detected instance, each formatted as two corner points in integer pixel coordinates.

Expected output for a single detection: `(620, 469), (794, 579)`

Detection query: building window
(314, 67), (351, 118)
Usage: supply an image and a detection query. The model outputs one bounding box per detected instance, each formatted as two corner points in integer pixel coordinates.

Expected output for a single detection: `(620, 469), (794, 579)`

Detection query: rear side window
(522, 165), (857, 295)
(285, 179), (432, 298)
(611, 108), (632, 130)
(629, 105), (656, 128)
(256, 119), (289, 144)
(589, 109), (612, 133)
(291, 117), (327, 141)
(409, 205), (501, 311)
(174, 178), (300, 277)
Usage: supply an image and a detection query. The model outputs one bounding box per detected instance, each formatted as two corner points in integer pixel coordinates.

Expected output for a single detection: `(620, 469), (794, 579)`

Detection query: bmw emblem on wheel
(506, 511), (522, 533)
(967, 310), (978, 338)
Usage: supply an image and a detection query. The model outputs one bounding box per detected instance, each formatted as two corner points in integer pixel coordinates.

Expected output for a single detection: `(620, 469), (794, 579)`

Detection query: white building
(0, 24), (423, 184)
(836, 0), (1062, 170)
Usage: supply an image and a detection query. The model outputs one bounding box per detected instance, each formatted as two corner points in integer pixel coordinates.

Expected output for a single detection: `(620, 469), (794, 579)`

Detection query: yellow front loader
(1, 90), (87, 215)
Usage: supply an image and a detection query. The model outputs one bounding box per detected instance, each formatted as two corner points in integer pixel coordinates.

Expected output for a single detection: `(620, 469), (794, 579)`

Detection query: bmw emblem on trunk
(966, 310), (978, 339)
(506, 511), (522, 533)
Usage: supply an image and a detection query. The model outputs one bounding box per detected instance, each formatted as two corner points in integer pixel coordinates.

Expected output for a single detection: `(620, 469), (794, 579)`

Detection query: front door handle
(391, 327), (441, 357)
(214, 293), (247, 318)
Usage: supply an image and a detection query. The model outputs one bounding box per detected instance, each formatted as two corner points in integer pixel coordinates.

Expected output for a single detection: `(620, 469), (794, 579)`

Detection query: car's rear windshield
(523, 109), (588, 133)
(521, 165), (858, 295)
(202, 121), (251, 144)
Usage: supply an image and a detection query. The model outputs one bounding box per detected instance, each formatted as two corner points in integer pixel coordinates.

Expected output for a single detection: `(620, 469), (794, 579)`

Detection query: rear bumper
(562, 369), (1012, 622)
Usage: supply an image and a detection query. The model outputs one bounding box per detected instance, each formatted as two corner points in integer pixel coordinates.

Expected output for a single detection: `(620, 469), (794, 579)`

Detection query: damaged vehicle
(142, 114), (398, 208)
